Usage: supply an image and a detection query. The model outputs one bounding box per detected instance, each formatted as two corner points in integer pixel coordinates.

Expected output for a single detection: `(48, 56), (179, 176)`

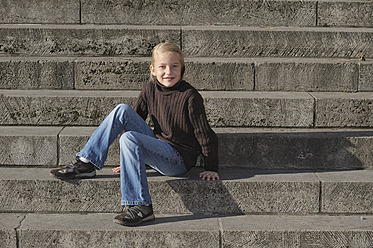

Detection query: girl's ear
(150, 65), (156, 76)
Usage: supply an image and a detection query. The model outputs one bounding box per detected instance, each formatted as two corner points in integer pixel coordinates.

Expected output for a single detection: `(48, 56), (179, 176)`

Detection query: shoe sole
(113, 214), (155, 227)
(76, 171), (96, 179)
(50, 171), (96, 180)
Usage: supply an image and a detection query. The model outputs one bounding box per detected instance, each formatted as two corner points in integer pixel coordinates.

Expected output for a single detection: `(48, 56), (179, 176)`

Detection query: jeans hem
(76, 152), (102, 171)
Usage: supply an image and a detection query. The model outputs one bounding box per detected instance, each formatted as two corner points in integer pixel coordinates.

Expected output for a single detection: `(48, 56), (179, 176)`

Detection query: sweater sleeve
(132, 87), (148, 121)
(188, 92), (219, 172)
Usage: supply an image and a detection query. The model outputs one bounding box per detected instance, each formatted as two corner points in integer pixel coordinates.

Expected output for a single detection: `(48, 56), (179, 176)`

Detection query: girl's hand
(112, 166), (120, 173)
(199, 171), (220, 181)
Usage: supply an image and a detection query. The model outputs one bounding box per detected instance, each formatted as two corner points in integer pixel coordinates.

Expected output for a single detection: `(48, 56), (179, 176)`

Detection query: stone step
(2, 213), (373, 248)
(1, 90), (372, 127)
(1, 167), (373, 215)
(84, 0), (373, 28)
(183, 26), (373, 58)
(1, 126), (372, 170)
(1, 56), (372, 92)
(1, 25), (372, 58)
(1, 0), (372, 28)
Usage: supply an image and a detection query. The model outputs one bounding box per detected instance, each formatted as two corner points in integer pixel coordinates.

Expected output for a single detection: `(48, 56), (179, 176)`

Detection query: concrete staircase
(1, 0), (373, 247)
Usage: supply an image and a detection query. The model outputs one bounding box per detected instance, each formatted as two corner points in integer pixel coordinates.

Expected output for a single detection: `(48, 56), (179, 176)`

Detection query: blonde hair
(150, 42), (185, 81)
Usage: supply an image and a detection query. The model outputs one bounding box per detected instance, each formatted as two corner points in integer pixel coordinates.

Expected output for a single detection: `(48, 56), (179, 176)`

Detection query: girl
(51, 42), (219, 226)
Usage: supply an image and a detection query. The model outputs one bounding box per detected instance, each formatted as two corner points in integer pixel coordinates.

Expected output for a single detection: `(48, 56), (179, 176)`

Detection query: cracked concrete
(0, 214), (26, 248)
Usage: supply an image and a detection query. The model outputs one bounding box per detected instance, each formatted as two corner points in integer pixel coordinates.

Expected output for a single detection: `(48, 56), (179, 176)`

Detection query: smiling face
(150, 51), (182, 88)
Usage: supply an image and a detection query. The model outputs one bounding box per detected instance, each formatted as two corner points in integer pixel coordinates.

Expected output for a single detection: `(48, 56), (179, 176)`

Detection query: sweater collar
(155, 79), (183, 93)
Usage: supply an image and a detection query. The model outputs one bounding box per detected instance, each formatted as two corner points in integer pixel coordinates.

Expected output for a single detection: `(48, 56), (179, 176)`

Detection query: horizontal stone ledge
(75, 57), (255, 91)
(59, 127), (373, 170)
(1, 126), (372, 169)
(3, 56), (372, 92)
(1, 25), (372, 58)
(0, 0), (80, 24)
(6, 213), (221, 248)
(1, 168), (372, 214)
(221, 214), (373, 247)
(182, 26), (373, 58)
(0, 167), (320, 214)
(0, 25), (181, 56)
(215, 128), (373, 170)
(2, 57), (370, 91)
(81, 0), (373, 28)
(81, 0), (316, 27)
(253, 57), (362, 92)
(2, 213), (373, 248)
(2, 0), (372, 28)
(0, 90), (314, 127)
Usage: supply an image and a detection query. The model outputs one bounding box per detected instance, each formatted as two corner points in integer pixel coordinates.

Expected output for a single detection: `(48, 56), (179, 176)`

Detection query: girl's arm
(188, 92), (219, 176)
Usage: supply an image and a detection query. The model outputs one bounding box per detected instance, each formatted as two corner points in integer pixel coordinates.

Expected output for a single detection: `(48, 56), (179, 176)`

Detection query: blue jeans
(77, 104), (187, 206)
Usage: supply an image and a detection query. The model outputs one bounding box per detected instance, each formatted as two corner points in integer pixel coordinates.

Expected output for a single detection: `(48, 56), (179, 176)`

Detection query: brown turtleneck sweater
(132, 80), (219, 172)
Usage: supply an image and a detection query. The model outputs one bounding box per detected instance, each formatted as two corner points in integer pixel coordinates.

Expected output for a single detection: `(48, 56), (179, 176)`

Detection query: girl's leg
(119, 131), (187, 205)
(76, 104), (154, 170)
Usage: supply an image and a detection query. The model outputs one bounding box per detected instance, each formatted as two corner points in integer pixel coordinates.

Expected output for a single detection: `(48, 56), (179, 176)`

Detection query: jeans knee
(119, 131), (138, 148)
(111, 104), (133, 123)
(114, 104), (131, 114)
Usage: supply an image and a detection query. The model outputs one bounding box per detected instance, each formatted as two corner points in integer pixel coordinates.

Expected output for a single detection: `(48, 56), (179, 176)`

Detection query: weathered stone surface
(0, 168), (122, 213)
(0, 0), (79, 24)
(0, 167), (319, 214)
(82, 0), (316, 26)
(359, 61), (373, 91)
(154, 168), (319, 214)
(318, 1), (373, 27)
(202, 91), (314, 127)
(184, 58), (254, 91)
(3, 56), (368, 91)
(58, 127), (373, 170)
(18, 213), (219, 248)
(0, 57), (74, 89)
(0, 90), (138, 126)
(0, 56), (253, 91)
(3, 126), (372, 169)
(182, 26), (373, 58)
(0, 126), (60, 166)
(221, 215), (373, 247)
(312, 92), (373, 127)
(0, 214), (21, 248)
(0, 90), (314, 127)
(75, 57), (150, 90)
(75, 57), (254, 91)
(0, 25), (180, 56)
(255, 58), (358, 92)
(216, 128), (373, 170)
(2, 25), (372, 58)
(318, 170), (373, 213)
(3, 213), (373, 248)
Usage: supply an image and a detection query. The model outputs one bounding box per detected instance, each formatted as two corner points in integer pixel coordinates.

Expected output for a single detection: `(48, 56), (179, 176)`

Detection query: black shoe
(50, 158), (96, 179)
(114, 205), (155, 226)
